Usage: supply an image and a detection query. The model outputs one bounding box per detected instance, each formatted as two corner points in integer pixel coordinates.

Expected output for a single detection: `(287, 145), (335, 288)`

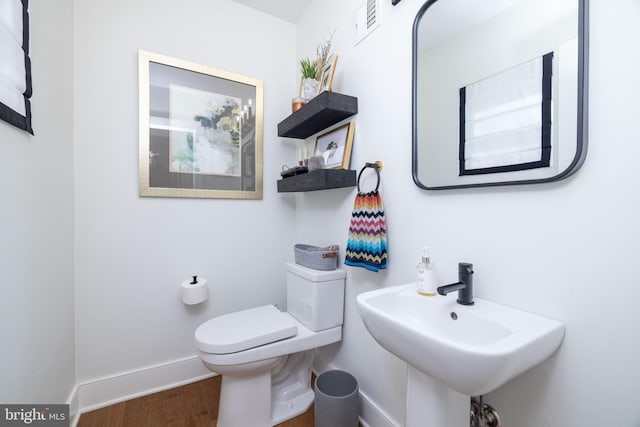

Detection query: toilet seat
(195, 305), (297, 354)
(196, 311), (342, 366)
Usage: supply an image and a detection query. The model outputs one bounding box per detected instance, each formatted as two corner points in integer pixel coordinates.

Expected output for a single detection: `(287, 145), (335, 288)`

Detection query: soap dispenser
(417, 247), (438, 296)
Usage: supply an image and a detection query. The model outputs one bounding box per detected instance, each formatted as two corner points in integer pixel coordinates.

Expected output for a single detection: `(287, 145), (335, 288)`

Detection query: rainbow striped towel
(344, 190), (388, 272)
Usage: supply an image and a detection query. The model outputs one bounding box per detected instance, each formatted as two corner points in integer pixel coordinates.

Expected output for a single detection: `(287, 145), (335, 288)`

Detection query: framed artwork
(319, 55), (338, 93)
(313, 122), (355, 169)
(0, 0), (33, 134)
(138, 50), (263, 199)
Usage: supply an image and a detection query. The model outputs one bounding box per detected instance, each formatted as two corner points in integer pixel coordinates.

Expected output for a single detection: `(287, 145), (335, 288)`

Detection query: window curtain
(0, 0), (32, 134)
(459, 52), (553, 175)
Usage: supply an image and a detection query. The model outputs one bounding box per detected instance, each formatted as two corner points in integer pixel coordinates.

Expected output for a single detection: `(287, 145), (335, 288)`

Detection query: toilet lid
(195, 305), (297, 354)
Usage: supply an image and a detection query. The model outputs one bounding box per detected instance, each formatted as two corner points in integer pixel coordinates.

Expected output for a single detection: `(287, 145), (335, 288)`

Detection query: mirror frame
(412, 0), (589, 190)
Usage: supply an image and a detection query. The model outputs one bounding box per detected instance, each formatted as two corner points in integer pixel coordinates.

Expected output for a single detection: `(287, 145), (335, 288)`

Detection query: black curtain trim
(540, 51), (553, 165)
(458, 86), (466, 175)
(24, 97), (33, 133)
(21, 0), (29, 54)
(460, 159), (549, 176)
(24, 52), (32, 98)
(459, 51), (554, 176)
(0, 101), (33, 134)
(22, 0), (32, 97)
(1, 0), (33, 134)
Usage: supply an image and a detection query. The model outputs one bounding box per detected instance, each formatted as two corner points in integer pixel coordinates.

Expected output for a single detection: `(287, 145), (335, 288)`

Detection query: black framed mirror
(412, 0), (588, 190)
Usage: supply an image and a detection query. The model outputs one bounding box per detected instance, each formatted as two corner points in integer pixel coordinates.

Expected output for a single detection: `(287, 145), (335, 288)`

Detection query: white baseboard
(77, 355), (214, 415)
(357, 389), (398, 427)
(313, 354), (398, 427)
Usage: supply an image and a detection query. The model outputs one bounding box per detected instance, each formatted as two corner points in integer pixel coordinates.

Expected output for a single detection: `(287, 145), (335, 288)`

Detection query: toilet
(195, 262), (346, 427)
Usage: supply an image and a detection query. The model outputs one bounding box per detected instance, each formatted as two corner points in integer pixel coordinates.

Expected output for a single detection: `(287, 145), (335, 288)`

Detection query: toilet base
(216, 358), (280, 427)
(272, 388), (314, 425)
(214, 351), (316, 427)
(272, 350), (315, 424)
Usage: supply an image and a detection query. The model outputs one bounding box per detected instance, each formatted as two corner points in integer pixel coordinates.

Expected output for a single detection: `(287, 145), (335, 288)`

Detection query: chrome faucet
(437, 263), (474, 305)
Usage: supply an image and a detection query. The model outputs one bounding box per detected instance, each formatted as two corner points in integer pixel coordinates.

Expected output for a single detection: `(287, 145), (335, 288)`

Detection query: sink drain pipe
(470, 396), (502, 427)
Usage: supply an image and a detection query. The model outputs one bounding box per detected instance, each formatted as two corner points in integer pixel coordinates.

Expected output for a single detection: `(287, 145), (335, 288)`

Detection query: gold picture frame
(138, 50), (263, 199)
(313, 122), (355, 169)
(319, 55), (338, 93)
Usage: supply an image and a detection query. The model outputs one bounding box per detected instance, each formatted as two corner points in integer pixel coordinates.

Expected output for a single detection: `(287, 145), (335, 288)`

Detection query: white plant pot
(302, 78), (320, 100)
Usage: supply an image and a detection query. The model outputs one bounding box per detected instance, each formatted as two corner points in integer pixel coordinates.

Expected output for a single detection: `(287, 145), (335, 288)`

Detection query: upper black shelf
(277, 91), (358, 139)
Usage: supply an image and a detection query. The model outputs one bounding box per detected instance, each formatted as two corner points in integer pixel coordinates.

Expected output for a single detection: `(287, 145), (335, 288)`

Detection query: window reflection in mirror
(412, 0), (588, 189)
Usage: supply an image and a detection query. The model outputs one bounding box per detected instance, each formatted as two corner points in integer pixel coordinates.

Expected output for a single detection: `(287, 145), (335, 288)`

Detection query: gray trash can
(314, 370), (359, 427)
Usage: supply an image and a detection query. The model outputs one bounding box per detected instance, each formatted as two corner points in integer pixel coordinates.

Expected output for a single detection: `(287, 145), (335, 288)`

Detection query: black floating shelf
(277, 92), (358, 139)
(277, 169), (356, 192)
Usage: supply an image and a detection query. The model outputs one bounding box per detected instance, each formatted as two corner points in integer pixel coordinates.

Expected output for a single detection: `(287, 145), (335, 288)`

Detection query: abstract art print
(168, 85), (242, 176)
(139, 50), (263, 199)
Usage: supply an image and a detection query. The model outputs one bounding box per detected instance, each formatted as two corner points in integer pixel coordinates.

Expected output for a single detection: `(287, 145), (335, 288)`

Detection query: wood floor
(77, 376), (315, 427)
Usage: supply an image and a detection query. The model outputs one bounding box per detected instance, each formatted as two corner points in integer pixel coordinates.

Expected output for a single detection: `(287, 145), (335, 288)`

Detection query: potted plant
(300, 57), (320, 100)
(298, 31), (335, 102)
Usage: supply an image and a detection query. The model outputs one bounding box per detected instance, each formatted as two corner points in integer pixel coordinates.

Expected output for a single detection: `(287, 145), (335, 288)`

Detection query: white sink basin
(357, 283), (564, 396)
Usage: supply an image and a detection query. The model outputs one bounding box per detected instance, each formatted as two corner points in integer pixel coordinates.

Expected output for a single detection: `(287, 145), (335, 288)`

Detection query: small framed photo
(319, 55), (338, 93)
(313, 122), (355, 169)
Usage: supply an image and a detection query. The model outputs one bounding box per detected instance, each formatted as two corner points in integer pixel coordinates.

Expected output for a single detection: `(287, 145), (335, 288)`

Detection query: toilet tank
(286, 262), (346, 332)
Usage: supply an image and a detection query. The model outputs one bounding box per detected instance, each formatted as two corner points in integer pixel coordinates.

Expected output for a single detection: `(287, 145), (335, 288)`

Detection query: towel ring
(357, 161), (382, 192)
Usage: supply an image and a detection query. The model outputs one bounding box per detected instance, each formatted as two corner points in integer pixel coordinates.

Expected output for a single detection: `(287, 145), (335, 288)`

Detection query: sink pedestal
(406, 366), (468, 427)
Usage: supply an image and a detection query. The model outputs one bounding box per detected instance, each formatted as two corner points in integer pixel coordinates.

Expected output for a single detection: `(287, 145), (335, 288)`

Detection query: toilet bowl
(195, 263), (346, 427)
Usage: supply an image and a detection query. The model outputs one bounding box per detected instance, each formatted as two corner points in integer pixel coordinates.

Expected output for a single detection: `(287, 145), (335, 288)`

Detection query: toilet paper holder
(182, 275), (208, 305)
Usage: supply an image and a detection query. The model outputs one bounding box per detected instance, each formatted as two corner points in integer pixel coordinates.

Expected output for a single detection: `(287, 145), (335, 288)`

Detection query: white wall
(73, 0), (297, 382)
(0, 0), (76, 404)
(296, 0), (640, 426)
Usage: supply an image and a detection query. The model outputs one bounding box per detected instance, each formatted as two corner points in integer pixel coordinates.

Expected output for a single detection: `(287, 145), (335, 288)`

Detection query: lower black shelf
(277, 169), (356, 192)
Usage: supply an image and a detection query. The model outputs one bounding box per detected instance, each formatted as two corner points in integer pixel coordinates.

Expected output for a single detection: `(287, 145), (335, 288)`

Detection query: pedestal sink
(356, 283), (564, 426)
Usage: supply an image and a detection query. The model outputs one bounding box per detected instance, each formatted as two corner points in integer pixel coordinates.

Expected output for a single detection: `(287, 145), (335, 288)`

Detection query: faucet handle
(458, 262), (473, 274)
